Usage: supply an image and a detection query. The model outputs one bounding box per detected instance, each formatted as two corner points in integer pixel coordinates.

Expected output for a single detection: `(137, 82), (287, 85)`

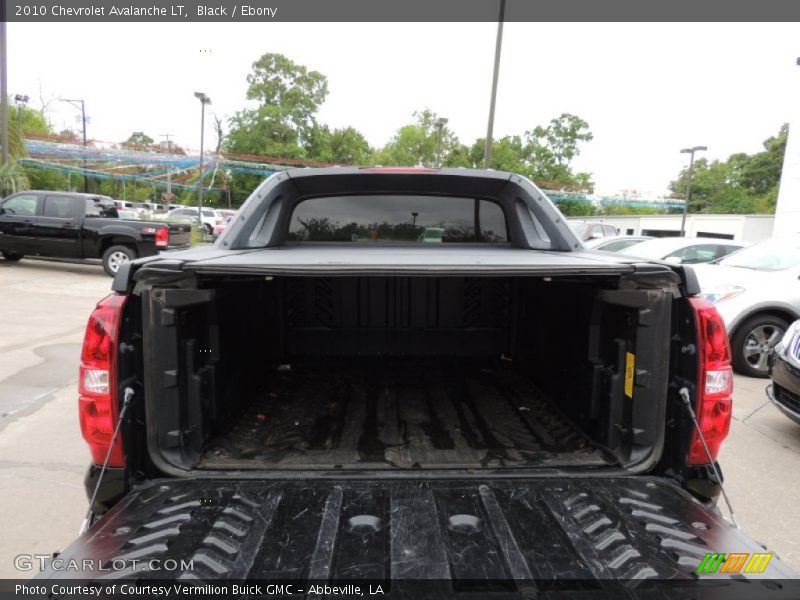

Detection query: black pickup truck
(34, 169), (797, 598)
(0, 190), (190, 276)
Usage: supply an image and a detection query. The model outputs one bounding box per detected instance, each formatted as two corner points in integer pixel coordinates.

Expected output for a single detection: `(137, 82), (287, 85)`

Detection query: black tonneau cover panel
(38, 477), (796, 596)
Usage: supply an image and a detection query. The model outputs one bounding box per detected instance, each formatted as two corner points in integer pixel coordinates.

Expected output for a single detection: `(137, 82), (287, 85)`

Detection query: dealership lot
(0, 257), (798, 578)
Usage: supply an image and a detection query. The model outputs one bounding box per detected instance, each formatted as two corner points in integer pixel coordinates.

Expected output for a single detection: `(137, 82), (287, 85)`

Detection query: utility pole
(1, 20), (8, 166)
(61, 98), (88, 192)
(160, 133), (174, 201)
(433, 117), (448, 167)
(679, 146), (707, 237)
(194, 92), (211, 229)
(483, 0), (505, 169)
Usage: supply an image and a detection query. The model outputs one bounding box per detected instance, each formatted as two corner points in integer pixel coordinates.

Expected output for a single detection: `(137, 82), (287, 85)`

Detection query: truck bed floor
(200, 360), (609, 470)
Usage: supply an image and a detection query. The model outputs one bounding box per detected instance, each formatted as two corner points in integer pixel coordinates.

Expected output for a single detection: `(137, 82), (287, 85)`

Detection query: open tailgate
(34, 477), (797, 598)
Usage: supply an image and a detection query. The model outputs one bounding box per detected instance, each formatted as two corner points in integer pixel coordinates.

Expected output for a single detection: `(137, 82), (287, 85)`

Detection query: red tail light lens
(688, 297), (733, 465)
(78, 294), (127, 467)
(155, 226), (169, 248)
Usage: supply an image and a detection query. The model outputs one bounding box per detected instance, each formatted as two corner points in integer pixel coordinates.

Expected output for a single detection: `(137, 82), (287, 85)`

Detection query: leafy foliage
(372, 109), (467, 167)
(669, 124), (787, 214)
(11, 103), (52, 136)
(0, 160), (31, 196)
(124, 132), (154, 147)
(306, 125), (371, 164)
(226, 53), (329, 159)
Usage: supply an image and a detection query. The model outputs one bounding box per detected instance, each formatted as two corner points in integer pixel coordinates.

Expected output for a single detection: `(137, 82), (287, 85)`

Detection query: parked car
(113, 199), (134, 211)
(693, 235), (800, 377)
(620, 236), (745, 265)
(768, 319), (800, 425)
(585, 234), (653, 251)
(0, 191), (191, 276)
(139, 202), (166, 214)
(167, 206), (218, 234)
(570, 220), (618, 240)
(212, 215), (232, 241)
(116, 209), (139, 220)
(36, 168), (797, 587)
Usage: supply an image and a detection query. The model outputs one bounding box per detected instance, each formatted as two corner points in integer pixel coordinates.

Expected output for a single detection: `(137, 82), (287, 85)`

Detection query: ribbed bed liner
(37, 477), (797, 592)
(200, 360), (609, 470)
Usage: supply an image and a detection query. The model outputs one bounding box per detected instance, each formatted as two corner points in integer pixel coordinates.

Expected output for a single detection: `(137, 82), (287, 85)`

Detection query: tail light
(155, 226), (169, 248)
(78, 294), (127, 467)
(688, 297), (733, 465)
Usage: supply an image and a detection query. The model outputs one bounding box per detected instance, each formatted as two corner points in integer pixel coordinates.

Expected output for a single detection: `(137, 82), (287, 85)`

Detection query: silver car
(619, 236), (745, 264)
(693, 235), (800, 377)
(585, 235), (652, 251)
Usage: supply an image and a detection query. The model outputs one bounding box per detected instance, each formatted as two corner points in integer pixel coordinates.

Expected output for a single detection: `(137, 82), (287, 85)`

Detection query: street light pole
(483, 0), (506, 169)
(14, 95), (29, 131)
(433, 117), (448, 167)
(61, 98), (88, 192)
(194, 92), (211, 229)
(679, 145), (707, 237)
(160, 134), (174, 202)
(0, 20), (8, 166)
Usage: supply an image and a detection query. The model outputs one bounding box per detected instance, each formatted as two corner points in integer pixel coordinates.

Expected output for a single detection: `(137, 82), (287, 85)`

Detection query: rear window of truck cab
(287, 195), (509, 244)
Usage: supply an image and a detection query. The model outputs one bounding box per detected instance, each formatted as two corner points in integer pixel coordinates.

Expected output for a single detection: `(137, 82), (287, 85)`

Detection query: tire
(730, 314), (789, 378)
(102, 245), (137, 277)
(2, 251), (23, 262)
(205, 224), (213, 236)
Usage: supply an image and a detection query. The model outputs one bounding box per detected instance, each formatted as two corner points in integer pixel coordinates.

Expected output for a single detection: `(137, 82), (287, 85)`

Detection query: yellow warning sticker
(624, 352), (635, 398)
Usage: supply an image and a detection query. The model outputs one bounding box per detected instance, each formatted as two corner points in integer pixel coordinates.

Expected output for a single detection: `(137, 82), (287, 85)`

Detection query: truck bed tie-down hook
(679, 387), (740, 529)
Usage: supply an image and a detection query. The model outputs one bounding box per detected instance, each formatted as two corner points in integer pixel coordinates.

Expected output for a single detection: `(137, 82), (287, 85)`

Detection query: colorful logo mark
(696, 552), (773, 574)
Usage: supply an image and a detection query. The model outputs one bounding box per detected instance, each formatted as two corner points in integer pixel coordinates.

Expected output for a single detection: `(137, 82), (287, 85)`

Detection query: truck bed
(199, 360), (609, 470)
(37, 477), (797, 595)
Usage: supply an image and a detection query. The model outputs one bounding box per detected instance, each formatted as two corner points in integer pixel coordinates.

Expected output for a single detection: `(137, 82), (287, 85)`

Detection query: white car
(167, 206), (219, 234)
(693, 235), (800, 377)
(620, 236), (745, 265)
(585, 235), (653, 251)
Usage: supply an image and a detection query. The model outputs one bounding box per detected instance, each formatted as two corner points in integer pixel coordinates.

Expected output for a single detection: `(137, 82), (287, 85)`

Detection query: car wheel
(102, 245), (137, 277)
(2, 251), (23, 262)
(205, 224), (213, 236)
(731, 315), (789, 378)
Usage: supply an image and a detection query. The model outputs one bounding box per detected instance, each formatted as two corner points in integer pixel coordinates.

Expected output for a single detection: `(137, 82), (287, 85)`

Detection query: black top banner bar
(3, 0), (800, 22)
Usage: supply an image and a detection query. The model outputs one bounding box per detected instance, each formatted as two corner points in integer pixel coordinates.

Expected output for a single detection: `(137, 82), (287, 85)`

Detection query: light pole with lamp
(60, 98), (88, 192)
(433, 117), (448, 167)
(194, 92), (211, 231)
(679, 145), (707, 237)
(14, 95), (29, 130)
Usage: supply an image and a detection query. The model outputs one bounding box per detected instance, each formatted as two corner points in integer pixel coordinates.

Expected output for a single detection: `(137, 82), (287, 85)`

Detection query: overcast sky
(6, 22), (800, 196)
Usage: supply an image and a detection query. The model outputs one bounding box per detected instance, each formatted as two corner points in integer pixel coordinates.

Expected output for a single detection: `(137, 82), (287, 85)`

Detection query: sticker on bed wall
(624, 352), (635, 398)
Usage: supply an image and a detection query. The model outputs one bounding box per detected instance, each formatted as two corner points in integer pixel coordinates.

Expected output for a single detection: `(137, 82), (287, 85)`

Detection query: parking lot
(0, 257), (798, 578)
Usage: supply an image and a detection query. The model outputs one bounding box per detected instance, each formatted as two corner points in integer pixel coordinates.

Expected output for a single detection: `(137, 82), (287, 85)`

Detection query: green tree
(9, 103), (52, 136)
(0, 161), (30, 196)
(468, 114), (593, 188)
(226, 53), (329, 160)
(669, 124), (787, 215)
(373, 109), (468, 167)
(124, 132), (154, 147)
(306, 124), (372, 164)
(1, 108), (27, 159)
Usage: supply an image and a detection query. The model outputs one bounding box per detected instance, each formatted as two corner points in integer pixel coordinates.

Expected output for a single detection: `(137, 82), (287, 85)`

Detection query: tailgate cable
(679, 387), (740, 529)
(79, 387), (135, 535)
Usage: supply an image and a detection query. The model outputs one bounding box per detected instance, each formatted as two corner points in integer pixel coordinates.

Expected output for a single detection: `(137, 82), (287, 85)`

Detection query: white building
(567, 214), (774, 243)
(775, 120), (800, 236)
